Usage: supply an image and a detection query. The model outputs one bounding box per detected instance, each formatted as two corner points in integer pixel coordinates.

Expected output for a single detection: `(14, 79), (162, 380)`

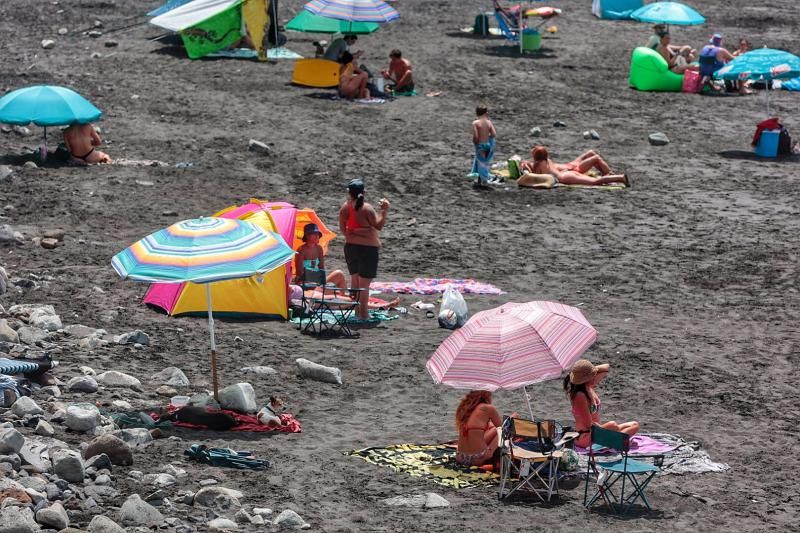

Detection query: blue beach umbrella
(714, 48), (800, 115)
(631, 2), (705, 26)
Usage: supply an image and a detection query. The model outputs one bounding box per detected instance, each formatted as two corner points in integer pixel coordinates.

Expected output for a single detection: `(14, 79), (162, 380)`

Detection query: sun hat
(302, 223), (322, 242)
(347, 178), (365, 195)
(569, 359), (598, 385)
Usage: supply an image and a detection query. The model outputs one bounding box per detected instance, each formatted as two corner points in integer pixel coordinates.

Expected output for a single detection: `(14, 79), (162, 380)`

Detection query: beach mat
(371, 278), (504, 295)
(305, 92), (386, 104)
(207, 47), (303, 60)
(347, 444), (499, 489)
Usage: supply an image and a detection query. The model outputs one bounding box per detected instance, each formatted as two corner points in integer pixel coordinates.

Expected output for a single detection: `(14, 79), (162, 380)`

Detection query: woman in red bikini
(455, 390), (501, 466)
(564, 359), (639, 448)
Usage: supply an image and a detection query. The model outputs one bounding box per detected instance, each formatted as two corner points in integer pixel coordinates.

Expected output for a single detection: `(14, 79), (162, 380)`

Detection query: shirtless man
(520, 146), (629, 188)
(657, 32), (697, 75)
(63, 123), (111, 164)
(381, 49), (414, 93)
(470, 106), (496, 188)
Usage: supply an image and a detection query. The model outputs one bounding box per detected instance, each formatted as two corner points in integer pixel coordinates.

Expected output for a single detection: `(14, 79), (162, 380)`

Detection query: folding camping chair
(583, 426), (660, 514)
(498, 417), (578, 502)
(299, 268), (362, 337)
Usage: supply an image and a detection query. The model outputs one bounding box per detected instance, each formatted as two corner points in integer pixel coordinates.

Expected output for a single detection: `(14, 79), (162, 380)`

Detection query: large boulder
(11, 396), (44, 417)
(0, 428), (24, 454)
(0, 506), (38, 532)
(36, 501), (69, 530)
(84, 435), (133, 466)
(218, 383), (257, 413)
(96, 371), (141, 388)
(52, 448), (84, 483)
(151, 367), (190, 387)
(65, 404), (100, 432)
(118, 494), (163, 526)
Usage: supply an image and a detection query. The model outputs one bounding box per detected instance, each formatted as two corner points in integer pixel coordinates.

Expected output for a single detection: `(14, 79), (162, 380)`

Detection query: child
(470, 106), (496, 188)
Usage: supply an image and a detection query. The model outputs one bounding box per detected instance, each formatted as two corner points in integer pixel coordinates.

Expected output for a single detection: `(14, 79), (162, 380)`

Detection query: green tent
(286, 10), (379, 34)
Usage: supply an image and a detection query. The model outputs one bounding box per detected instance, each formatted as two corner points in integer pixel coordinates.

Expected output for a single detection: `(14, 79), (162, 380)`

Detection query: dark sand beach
(1, 0), (799, 530)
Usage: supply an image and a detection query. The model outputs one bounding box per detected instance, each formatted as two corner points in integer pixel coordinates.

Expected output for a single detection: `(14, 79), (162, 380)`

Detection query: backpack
(473, 14), (489, 36)
(778, 128), (792, 155)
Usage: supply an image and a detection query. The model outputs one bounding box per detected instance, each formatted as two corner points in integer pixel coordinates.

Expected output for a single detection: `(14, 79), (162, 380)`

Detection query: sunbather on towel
(455, 390), (501, 467)
(525, 146), (629, 187)
(338, 51), (370, 99)
(470, 106), (496, 188)
(63, 124), (111, 164)
(521, 149), (615, 176)
(564, 359), (639, 448)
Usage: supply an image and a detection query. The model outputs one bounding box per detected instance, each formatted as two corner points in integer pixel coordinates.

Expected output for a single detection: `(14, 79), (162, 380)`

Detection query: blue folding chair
(494, 10), (520, 43)
(583, 426), (659, 514)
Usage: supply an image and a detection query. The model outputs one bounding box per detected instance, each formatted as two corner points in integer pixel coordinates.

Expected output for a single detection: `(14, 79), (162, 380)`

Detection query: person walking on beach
(470, 106), (496, 189)
(338, 178), (390, 323)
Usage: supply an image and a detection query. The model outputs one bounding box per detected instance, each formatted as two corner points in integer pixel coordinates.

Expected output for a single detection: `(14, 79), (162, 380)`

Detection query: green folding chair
(583, 426), (659, 514)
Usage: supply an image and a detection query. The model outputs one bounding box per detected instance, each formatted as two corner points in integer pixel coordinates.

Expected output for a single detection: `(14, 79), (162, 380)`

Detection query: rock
(52, 449), (84, 483)
(252, 508), (272, 518)
(155, 385), (177, 397)
(590, 129), (600, 140)
(17, 326), (48, 345)
(41, 39), (56, 49)
(94, 474), (111, 485)
(11, 396), (44, 417)
(151, 367), (189, 387)
(84, 453), (112, 472)
(88, 515), (126, 533)
(239, 366), (277, 376)
(250, 514), (265, 525)
(65, 325), (102, 339)
(23, 161), (37, 169)
(0, 319), (18, 343)
(0, 506), (38, 532)
(87, 30), (102, 38)
(583, 130), (592, 140)
(65, 405), (100, 432)
(648, 132), (670, 146)
(111, 400), (131, 410)
(0, 225), (25, 245)
(67, 376), (98, 393)
(273, 509), (310, 530)
(57, 27), (68, 35)
(248, 139), (271, 154)
(382, 492), (450, 508)
(118, 494), (163, 526)
(423, 493), (450, 508)
(17, 477), (46, 493)
(34, 420), (54, 438)
(104, 40), (118, 47)
(193, 486), (243, 511)
(0, 454), (21, 470)
(13, 126), (32, 137)
(36, 501), (68, 529)
(218, 383), (257, 413)
(529, 126), (542, 137)
(80, 366), (96, 376)
(0, 166), (13, 182)
(199, 479), (218, 486)
(209, 518), (238, 531)
(84, 435), (132, 466)
(95, 371), (141, 388)
(111, 428), (152, 449)
(553, 120), (567, 128)
(296, 358), (342, 385)
(90, 52), (102, 59)
(234, 509), (252, 524)
(116, 330), (149, 345)
(17, 443), (47, 473)
(0, 428), (24, 453)
(150, 473), (176, 488)
(39, 238), (59, 250)
(40, 386), (60, 398)
(0, 267), (7, 295)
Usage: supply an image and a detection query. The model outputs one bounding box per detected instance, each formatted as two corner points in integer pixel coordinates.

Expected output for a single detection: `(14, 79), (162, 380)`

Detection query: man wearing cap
(699, 34), (743, 93)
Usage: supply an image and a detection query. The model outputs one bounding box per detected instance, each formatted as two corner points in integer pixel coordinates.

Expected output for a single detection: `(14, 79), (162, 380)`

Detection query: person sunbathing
(63, 124), (111, 164)
(657, 32), (697, 74)
(564, 359), (639, 448)
(521, 147), (629, 188)
(521, 148), (614, 176)
(338, 51), (369, 100)
(455, 390), (501, 467)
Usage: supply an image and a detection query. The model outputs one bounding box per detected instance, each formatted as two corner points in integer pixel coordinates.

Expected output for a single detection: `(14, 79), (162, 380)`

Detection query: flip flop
(425, 310), (435, 319)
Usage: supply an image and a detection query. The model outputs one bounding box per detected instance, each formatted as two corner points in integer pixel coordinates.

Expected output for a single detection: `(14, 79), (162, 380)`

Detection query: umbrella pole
(40, 127), (47, 162)
(206, 283), (220, 401)
(522, 386), (534, 419)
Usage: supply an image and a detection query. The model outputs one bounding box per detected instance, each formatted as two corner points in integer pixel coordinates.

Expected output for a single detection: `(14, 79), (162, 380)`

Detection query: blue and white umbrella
(715, 48), (800, 115)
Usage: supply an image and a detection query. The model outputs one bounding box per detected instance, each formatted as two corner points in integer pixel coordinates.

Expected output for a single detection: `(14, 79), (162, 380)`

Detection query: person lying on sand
(63, 124), (111, 164)
(381, 49), (414, 93)
(338, 51), (370, 100)
(455, 390), (501, 467)
(521, 149), (615, 176)
(564, 359), (639, 448)
(521, 147), (629, 188)
(657, 32), (698, 74)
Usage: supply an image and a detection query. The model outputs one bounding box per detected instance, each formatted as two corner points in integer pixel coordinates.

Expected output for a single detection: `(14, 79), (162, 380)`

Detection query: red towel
(156, 406), (302, 433)
(753, 117), (782, 146)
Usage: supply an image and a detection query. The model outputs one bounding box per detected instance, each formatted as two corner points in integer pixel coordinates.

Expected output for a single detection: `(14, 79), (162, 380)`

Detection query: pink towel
(576, 435), (677, 456)
(371, 278), (504, 295)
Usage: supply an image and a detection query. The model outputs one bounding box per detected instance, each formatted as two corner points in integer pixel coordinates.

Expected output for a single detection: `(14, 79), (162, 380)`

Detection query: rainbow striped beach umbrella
(112, 217), (295, 398)
(303, 0), (399, 23)
(426, 301), (597, 417)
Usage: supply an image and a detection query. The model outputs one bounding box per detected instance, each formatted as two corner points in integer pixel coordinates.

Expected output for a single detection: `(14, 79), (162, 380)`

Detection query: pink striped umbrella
(426, 301), (597, 415)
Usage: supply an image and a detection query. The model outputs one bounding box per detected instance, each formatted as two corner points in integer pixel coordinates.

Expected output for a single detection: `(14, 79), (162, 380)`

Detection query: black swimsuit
(75, 147), (95, 161)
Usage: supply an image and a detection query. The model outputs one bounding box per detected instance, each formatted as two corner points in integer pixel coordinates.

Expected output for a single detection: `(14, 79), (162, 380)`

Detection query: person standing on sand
(63, 123), (111, 164)
(338, 178), (390, 323)
(470, 106), (496, 189)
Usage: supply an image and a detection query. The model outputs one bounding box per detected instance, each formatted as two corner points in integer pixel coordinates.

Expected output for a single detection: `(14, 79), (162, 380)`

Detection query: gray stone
(94, 474), (111, 485)
(0, 506), (38, 532)
(85, 453), (112, 472)
(155, 385), (177, 397)
(0, 225), (24, 245)
(17, 326), (48, 345)
(111, 400), (132, 410)
(18, 476), (46, 492)
(382, 492), (450, 508)
(423, 493), (450, 508)
(96, 371), (140, 388)
(80, 366), (96, 376)
(0, 319), (18, 343)
(199, 479), (218, 487)
(234, 509), (253, 524)
(88, 515), (126, 533)
(273, 509), (310, 529)
(0, 428), (24, 453)
(218, 383), (257, 413)
(40, 386), (60, 398)
(250, 514), (265, 525)
(28, 307), (61, 332)
(590, 129), (600, 140)
(24, 487), (46, 505)
(65, 325), (103, 339)
(149, 473), (176, 488)
(116, 330), (149, 346)
(151, 367), (190, 387)
(583, 130), (592, 140)
(18, 442), (48, 473)
(0, 166), (13, 182)
(88, 30), (102, 38)
(209, 518), (238, 531)
(52, 449), (84, 483)
(84, 435), (132, 466)
(34, 420), (54, 438)
(193, 486), (243, 511)
(0, 266), (7, 295)
(36, 501), (68, 529)
(0, 453), (21, 470)
(110, 428), (152, 449)
(41, 39), (56, 49)
(65, 405), (99, 432)
(104, 40), (118, 47)
(239, 366), (277, 376)
(248, 139), (271, 154)
(252, 508), (272, 518)
(67, 376), (98, 393)
(118, 494), (163, 526)
(296, 358), (342, 385)
(11, 396), (44, 417)
(553, 120), (567, 128)
(57, 27), (68, 35)
(529, 126), (542, 137)
(44, 483), (61, 501)
(648, 132), (670, 146)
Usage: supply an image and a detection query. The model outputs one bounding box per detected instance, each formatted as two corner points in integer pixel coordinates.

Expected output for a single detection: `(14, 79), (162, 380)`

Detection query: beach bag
(682, 69), (702, 93)
(473, 14), (489, 36)
(778, 128), (792, 155)
(438, 285), (468, 329)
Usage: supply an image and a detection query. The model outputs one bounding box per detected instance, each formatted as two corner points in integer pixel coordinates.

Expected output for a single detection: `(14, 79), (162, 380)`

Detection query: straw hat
(569, 359), (598, 385)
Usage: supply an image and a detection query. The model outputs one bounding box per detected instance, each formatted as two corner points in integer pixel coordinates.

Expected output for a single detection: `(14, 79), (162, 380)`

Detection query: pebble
(111, 428), (152, 448)
(209, 518), (238, 531)
(0, 165), (12, 181)
(553, 120), (567, 128)
(0, 506), (39, 532)
(193, 486), (243, 510)
(91, 52), (102, 59)
(199, 479), (218, 487)
(0, 224), (25, 245)
(119, 493), (163, 526)
(13, 126), (32, 137)
(296, 358), (342, 385)
(156, 385), (177, 396)
(530, 126), (542, 137)
(29, 306), (62, 331)
(218, 383), (257, 413)
(248, 139), (271, 154)
(67, 375), (98, 393)
(94, 473), (112, 485)
(104, 40), (118, 47)
(80, 365), (97, 376)
(649, 132), (670, 146)
(589, 129), (600, 140)
(87, 30), (102, 38)
(57, 27), (68, 35)
(11, 396), (43, 417)
(273, 509), (310, 529)
(17, 326), (49, 345)
(85, 453), (113, 472)
(381, 493), (450, 508)
(41, 39), (56, 49)
(23, 161), (38, 168)
(0, 319), (19, 343)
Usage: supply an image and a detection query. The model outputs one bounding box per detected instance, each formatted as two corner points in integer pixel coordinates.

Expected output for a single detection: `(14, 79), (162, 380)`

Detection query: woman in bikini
(521, 148), (615, 176)
(564, 359), (639, 448)
(338, 51), (369, 100)
(520, 146), (629, 188)
(63, 123), (112, 164)
(455, 390), (501, 466)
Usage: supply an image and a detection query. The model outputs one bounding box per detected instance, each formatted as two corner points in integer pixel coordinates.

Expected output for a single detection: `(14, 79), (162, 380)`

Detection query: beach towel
(112, 158), (169, 167)
(470, 137), (495, 182)
(151, 406), (302, 433)
(393, 89), (417, 96)
(576, 432), (728, 475)
(207, 47), (303, 60)
(291, 308), (400, 329)
(371, 278), (505, 295)
(184, 444), (269, 470)
(305, 92), (386, 104)
(347, 444), (499, 489)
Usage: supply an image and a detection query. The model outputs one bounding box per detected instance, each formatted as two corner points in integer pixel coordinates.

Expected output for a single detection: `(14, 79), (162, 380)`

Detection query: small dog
(256, 396), (289, 427)
(159, 406), (238, 431)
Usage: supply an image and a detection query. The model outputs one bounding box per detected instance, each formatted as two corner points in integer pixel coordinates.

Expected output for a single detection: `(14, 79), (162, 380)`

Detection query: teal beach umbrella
(714, 48), (800, 115)
(631, 2), (705, 26)
(287, 10), (380, 34)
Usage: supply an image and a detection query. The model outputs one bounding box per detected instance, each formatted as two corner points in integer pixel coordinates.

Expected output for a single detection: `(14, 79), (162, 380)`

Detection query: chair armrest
(555, 431), (579, 448)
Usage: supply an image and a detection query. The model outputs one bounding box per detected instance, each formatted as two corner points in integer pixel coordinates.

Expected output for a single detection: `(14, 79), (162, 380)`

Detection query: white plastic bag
(438, 285), (468, 329)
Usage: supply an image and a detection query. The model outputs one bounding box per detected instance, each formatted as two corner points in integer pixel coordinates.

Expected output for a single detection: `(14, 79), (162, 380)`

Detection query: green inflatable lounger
(629, 47), (684, 92)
